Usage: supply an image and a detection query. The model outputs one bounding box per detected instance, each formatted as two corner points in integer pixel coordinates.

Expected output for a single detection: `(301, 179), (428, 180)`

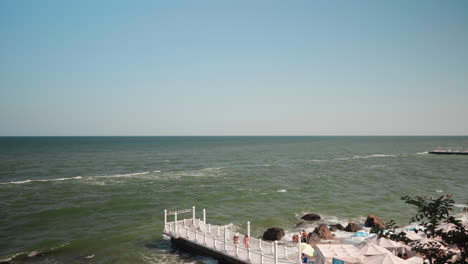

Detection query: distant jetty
(429, 148), (468, 155)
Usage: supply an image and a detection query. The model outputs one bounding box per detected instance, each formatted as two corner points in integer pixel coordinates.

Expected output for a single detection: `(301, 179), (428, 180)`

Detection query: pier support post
(203, 208), (206, 224)
(224, 226), (228, 252)
(274, 241), (278, 264)
(298, 234), (302, 263)
(192, 206), (196, 222)
(247, 221), (250, 237)
(174, 212), (178, 236)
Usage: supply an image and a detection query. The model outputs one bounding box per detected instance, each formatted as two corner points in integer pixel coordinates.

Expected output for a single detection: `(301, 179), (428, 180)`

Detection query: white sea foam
(0, 171), (160, 185)
(454, 203), (468, 208)
(277, 189), (287, 193)
(436, 189), (443, 193)
(310, 159), (329, 163)
(416, 151), (428, 155)
(0, 176), (83, 185)
(95, 171), (152, 178)
(335, 154), (398, 161)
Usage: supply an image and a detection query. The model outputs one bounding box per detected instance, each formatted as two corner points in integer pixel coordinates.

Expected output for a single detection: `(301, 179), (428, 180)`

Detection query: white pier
(163, 207), (302, 264)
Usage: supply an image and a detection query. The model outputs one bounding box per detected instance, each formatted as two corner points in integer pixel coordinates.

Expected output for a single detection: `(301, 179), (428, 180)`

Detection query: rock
(301, 213), (321, 221)
(308, 232), (321, 243)
(262, 227), (285, 241)
(365, 214), (385, 229)
(345, 223), (363, 232)
(329, 224), (345, 232)
(313, 224), (334, 240)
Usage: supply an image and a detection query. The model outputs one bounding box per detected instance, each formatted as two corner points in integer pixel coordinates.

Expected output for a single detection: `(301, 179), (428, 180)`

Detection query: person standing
(243, 235), (250, 248)
(301, 230), (308, 243)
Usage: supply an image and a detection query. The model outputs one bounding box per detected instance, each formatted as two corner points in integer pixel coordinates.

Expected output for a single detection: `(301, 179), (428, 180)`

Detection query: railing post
(192, 206), (196, 222)
(224, 226), (227, 252)
(217, 226), (220, 237)
(203, 231), (206, 244)
(164, 209), (167, 226)
(274, 241), (278, 264)
(186, 226), (189, 239)
(259, 238), (263, 253)
(298, 234), (302, 264)
(248, 248), (251, 261)
(236, 244), (239, 257)
(261, 252), (264, 264)
(203, 208), (206, 223)
(174, 212), (178, 236)
(214, 237), (217, 249)
(247, 221), (251, 237)
(271, 242), (274, 255)
(195, 230), (198, 242)
(208, 223), (211, 234)
(284, 246), (288, 258)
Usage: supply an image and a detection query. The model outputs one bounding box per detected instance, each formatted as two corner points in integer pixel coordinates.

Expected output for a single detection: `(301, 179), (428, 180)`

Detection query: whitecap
(0, 176), (83, 185)
(436, 190), (443, 193)
(277, 189), (287, 193)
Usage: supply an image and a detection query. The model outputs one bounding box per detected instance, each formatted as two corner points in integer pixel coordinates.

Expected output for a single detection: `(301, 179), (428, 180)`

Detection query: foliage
(371, 195), (468, 264)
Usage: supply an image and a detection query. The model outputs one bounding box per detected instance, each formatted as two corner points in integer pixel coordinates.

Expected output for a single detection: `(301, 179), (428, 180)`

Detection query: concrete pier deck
(163, 208), (301, 264)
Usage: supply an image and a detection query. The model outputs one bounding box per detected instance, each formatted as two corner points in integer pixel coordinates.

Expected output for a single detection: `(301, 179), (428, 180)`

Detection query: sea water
(1, 136), (467, 263)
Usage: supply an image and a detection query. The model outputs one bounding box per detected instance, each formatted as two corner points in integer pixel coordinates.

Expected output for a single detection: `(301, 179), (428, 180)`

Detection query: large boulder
(365, 214), (385, 229)
(345, 223), (363, 232)
(308, 232), (321, 243)
(329, 224), (345, 232)
(262, 227), (285, 241)
(301, 213), (321, 221)
(313, 224), (334, 240)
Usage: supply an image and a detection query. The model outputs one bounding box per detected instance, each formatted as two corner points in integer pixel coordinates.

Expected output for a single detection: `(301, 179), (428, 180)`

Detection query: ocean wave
(334, 154), (398, 161)
(0, 243), (70, 262)
(0, 176), (83, 185)
(0, 171), (159, 185)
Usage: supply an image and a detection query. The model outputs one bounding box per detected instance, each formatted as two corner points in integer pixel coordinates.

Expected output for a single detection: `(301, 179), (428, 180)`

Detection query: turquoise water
(1, 136), (467, 263)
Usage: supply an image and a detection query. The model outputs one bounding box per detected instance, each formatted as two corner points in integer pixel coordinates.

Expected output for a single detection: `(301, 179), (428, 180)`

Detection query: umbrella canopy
(359, 243), (392, 256)
(301, 243), (315, 256)
(366, 237), (402, 248)
(364, 253), (407, 264)
(405, 231), (425, 241)
(405, 256), (424, 264)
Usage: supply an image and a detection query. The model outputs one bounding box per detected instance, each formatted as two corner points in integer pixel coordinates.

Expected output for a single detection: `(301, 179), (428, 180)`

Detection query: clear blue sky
(1, 0), (467, 136)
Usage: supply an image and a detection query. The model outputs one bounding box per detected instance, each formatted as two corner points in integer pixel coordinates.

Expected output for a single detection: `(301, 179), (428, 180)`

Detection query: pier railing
(163, 207), (301, 264)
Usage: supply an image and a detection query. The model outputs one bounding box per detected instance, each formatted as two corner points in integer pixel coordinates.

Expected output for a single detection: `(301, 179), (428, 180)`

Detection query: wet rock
(329, 224), (345, 232)
(313, 224), (334, 240)
(262, 227), (285, 241)
(345, 223), (363, 232)
(308, 232), (321, 243)
(365, 214), (385, 229)
(301, 213), (321, 221)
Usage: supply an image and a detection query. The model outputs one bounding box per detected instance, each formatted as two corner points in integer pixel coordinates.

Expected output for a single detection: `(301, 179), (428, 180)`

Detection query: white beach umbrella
(364, 253), (407, 264)
(367, 237), (402, 248)
(359, 243), (392, 256)
(405, 231), (425, 241)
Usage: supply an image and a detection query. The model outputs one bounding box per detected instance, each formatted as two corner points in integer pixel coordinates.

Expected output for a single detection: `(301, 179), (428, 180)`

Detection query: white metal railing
(164, 207), (299, 264)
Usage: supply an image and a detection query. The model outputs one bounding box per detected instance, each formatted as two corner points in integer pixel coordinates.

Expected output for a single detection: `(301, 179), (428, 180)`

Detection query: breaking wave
(0, 171), (158, 185)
